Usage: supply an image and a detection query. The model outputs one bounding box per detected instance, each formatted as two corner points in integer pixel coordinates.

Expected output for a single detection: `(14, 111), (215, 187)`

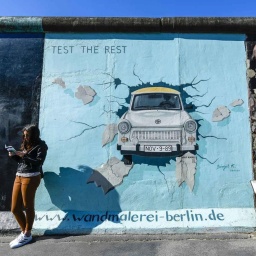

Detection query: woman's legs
(11, 176), (26, 232)
(21, 175), (41, 235)
(11, 175), (41, 235)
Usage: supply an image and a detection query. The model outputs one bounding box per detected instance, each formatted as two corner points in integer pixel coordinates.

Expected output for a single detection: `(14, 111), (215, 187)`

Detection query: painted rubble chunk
(230, 99), (244, 107)
(87, 157), (133, 194)
(212, 106), (230, 122)
(108, 157), (120, 166)
(176, 152), (196, 191)
(102, 124), (118, 147)
(53, 78), (66, 88)
(75, 85), (96, 104)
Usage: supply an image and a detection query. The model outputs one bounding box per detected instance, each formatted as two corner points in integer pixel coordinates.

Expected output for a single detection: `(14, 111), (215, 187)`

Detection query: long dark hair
(21, 124), (41, 151)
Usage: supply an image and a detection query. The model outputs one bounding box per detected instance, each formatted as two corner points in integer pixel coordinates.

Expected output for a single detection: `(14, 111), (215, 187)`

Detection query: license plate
(144, 145), (172, 152)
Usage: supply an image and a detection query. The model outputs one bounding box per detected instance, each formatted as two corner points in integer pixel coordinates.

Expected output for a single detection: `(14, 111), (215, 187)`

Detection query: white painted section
(32, 208), (256, 234)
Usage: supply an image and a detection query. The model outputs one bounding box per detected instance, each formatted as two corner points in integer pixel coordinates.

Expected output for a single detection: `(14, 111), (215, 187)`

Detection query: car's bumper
(117, 143), (198, 156)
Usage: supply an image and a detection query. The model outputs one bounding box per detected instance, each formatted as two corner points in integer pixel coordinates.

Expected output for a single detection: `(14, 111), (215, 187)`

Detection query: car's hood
(123, 110), (191, 127)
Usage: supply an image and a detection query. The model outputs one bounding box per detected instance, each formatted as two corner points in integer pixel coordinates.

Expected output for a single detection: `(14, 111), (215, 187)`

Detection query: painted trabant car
(117, 87), (198, 164)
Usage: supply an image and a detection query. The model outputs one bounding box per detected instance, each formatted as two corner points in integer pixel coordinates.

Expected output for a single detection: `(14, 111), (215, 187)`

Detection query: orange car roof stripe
(132, 87), (180, 95)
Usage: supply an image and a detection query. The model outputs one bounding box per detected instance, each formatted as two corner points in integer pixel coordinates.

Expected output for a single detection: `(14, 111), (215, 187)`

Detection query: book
(250, 180), (256, 194)
(5, 145), (16, 153)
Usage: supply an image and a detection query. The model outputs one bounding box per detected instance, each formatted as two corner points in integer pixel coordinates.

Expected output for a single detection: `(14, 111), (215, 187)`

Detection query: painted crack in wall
(64, 121), (106, 140)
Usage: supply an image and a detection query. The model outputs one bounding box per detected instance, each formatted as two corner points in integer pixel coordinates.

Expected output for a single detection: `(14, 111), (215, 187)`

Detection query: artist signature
(217, 164), (240, 172)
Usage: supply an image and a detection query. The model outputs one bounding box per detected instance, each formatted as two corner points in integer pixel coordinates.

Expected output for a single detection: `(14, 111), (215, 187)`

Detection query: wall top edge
(0, 17), (256, 33)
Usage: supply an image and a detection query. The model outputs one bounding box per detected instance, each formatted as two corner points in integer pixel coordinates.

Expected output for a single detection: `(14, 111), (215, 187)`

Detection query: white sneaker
(9, 232), (24, 247)
(10, 233), (32, 249)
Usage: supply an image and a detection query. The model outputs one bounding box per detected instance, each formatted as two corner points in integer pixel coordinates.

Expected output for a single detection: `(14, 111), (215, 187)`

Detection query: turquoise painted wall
(26, 33), (254, 233)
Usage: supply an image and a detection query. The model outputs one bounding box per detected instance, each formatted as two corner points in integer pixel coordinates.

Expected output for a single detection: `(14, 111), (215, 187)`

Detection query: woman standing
(8, 124), (48, 249)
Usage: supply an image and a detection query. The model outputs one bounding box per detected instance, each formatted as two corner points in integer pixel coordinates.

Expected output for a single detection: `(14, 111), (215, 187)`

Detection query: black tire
(123, 155), (132, 165)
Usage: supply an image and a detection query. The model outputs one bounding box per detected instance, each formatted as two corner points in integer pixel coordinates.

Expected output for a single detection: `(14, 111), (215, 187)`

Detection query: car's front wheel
(123, 155), (132, 165)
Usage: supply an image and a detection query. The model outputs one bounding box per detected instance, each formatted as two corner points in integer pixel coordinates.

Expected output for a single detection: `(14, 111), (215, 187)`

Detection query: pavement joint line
(0, 233), (254, 244)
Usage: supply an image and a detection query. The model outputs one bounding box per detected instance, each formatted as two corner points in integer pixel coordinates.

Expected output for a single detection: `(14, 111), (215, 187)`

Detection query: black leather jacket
(11, 140), (48, 176)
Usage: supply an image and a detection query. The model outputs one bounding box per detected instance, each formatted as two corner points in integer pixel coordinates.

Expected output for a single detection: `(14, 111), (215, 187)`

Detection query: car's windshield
(132, 93), (182, 111)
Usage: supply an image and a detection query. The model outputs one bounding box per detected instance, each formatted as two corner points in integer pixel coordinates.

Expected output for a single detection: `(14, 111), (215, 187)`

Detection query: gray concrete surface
(1, 17), (256, 33)
(1, 232), (256, 256)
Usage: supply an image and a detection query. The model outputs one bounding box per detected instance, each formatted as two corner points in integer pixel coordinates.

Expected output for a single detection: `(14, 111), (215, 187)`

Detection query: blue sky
(0, 0), (255, 17)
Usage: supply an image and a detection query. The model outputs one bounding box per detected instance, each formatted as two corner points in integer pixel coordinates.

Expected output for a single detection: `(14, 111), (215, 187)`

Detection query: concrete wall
(0, 33), (44, 210)
(0, 17), (256, 234)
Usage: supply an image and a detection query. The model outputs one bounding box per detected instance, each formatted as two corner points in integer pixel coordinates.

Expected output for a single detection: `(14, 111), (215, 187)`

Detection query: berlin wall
(1, 17), (256, 234)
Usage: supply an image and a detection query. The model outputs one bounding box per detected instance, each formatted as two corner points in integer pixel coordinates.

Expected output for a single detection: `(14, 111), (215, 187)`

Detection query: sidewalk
(1, 232), (256, 256)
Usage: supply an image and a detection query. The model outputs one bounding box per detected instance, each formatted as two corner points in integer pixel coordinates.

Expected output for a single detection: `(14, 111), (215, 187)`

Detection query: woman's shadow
(41, 165), (121, 235)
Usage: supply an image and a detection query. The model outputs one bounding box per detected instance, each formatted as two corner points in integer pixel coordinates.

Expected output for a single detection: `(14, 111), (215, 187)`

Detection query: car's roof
(132, 87), (180, 95)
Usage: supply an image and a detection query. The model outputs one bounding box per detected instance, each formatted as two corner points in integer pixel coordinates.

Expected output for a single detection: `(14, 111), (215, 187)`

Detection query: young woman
(8, 124), (48, 249)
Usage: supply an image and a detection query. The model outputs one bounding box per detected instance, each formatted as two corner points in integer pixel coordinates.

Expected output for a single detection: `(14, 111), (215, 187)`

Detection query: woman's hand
(15, 151), (26, 158)
(8, 152), (16, 157)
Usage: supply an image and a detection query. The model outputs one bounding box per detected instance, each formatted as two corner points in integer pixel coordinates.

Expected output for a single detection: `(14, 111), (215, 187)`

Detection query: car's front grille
(132, 130), (181, 141)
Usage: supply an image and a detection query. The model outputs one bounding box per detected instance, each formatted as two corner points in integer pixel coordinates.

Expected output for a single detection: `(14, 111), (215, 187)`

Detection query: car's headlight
(118, 120), (131, 134)
(184, 119), (197, 133)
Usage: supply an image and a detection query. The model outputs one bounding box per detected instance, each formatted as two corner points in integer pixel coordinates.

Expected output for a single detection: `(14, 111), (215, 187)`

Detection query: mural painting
(0, 32), (254, 233)
(32, 33), (254, 233)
